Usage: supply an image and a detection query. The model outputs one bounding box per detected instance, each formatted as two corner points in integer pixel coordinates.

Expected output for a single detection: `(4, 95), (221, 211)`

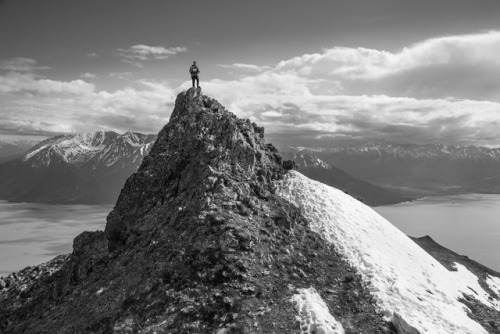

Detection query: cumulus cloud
(0, 72), (94, 96)
(198, 30), (500, 147)
(276, 31), (500, 79)
(218, 63), (272, 72)
(274, 30), (500, 101)
(0, 65), (176, 136)
(202, 69), (500, 146)
(118, 45), (187, 67)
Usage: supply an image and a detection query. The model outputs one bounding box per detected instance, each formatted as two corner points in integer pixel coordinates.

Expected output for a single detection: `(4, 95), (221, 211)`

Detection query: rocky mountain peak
(105, 87), (284, 251)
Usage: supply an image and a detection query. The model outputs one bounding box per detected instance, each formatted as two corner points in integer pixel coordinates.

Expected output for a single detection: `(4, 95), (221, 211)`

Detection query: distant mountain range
(2, 134), (500, 205)
(280, 152), (413, 205)
(0, 132), (414, 206)
(0, 138), (40, 163)
(0, 132), (156, 204)
(289, 142), (500, 196)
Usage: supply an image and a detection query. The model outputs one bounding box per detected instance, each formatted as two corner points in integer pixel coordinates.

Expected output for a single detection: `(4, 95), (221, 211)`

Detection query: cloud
(2, 31), (500, 147)
(218, 63), (272, 72)
(0, 72), (95, 96)
(118, 44), (187, 67)
(0, 58), (49, 72)
(108, 72), (133, 81)
(200, 41), (500, 147)
(81, 72), (97, 79)
(276, 31), (500, 80)
(271, 31), (500, 102)
(0, 64), (176, 136)
(87, 52), (98, 58)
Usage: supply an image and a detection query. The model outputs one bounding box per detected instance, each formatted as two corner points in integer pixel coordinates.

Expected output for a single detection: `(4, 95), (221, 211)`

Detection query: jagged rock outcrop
(0, 88), (392, 333)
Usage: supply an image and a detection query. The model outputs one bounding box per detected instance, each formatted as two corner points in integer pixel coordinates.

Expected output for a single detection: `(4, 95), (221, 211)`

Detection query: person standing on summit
(189, 61), (200, 88)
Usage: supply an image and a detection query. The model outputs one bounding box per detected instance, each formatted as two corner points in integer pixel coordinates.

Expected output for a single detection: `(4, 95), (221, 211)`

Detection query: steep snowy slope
(277, 171), (500, 333)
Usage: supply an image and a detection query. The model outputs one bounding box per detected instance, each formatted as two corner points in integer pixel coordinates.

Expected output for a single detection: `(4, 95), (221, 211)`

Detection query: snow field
(291, 287), (345, 334)
(277, 171), (500, 334)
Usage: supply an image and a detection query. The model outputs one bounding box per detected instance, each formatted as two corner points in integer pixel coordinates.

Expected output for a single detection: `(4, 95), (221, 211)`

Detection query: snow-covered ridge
(276, 171), (500, 334)
(23, 131), (156, 169)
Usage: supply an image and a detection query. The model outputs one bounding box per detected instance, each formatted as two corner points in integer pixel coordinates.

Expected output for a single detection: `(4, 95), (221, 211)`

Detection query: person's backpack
(190, 66), (199, 76)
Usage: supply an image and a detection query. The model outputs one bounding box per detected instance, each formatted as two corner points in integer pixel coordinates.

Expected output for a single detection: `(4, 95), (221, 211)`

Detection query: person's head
(193, 61), (197, 65)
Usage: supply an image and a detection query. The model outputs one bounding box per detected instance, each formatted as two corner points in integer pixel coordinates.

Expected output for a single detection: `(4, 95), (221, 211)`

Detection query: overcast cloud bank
(1, 32), (500, 146)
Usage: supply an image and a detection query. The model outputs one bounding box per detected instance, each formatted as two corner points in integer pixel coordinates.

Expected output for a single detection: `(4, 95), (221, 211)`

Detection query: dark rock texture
(0, 88), (395, 333)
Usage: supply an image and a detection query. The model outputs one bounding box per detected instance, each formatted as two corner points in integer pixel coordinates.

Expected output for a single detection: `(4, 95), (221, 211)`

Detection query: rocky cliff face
(1, 88), (499, 334)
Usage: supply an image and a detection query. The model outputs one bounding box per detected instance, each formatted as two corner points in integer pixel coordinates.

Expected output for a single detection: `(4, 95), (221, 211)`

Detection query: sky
(1, 0), (500, 147)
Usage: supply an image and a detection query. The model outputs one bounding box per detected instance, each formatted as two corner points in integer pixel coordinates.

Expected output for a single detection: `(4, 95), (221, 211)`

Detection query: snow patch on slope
(276, 171), (499, 334)
(291, 287), (345, 334)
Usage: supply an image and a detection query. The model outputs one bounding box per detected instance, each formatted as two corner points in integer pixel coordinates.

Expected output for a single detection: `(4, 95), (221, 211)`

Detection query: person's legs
(191, 76), (195, 87)
(195, 76), (199, 87)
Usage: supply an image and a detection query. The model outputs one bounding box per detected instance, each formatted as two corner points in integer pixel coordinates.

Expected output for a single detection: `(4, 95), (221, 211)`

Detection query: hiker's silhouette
(189, 61), (200, 88)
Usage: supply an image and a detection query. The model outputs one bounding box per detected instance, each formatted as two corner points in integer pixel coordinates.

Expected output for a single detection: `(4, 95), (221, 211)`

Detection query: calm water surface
(0, 201), (112, 276)
(374, 194), (500, 272)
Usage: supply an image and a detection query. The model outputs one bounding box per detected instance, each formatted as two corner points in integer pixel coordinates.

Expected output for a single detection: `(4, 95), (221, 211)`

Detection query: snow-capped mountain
(24, 131), (155, 169)
(0, 131), (156, 204)
(291, 142), (500, 195)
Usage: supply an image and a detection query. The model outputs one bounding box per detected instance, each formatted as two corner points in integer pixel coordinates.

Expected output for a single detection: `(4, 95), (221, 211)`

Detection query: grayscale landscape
(1, 1), (500, 333)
